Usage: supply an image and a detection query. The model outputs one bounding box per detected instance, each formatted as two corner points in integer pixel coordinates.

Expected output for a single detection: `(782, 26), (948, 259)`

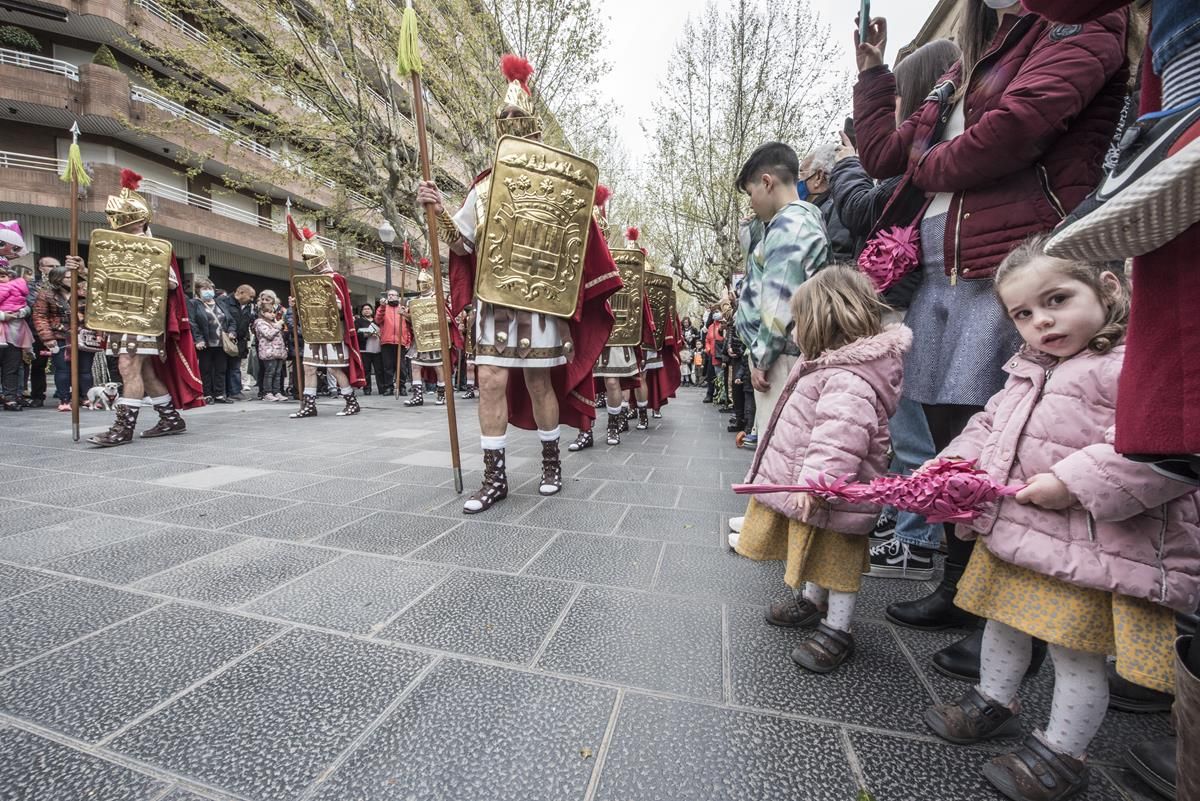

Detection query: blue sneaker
(741, 433), (758, 447)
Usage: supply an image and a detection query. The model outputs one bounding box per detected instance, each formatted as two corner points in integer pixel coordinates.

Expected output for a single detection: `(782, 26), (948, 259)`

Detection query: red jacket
(854, 9), (1128, 281)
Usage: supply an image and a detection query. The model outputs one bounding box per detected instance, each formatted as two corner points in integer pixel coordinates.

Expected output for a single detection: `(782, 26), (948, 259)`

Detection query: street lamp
(378, 219), (396, 291)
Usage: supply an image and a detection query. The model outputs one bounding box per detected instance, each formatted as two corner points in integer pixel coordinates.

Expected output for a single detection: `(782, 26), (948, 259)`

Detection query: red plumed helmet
(418, 257), (431, 268)
(594, 184), (611, 210)
(500, 54), (534, 93)
(301, 227), (315, 240)
(626, 226), (639, 243)
(119, 168), (143, 190)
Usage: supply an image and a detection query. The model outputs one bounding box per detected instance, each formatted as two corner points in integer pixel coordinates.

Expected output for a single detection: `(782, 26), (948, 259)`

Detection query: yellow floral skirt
(956, 541), (1177, 693)
(735, 497), (869, 592)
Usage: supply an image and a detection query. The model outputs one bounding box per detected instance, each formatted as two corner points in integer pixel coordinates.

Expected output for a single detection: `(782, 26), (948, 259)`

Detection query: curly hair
(994, 235), (1129, 354)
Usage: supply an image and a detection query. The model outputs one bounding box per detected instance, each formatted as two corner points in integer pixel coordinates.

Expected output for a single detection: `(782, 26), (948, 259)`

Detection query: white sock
(802, 582), (828, 608)
(537, 427), (560, 442)
(437, 382), (445, 387)
(822, 590), (857, 633)
(621, 402), (629, 411)
(637, 400), (648, 409)
(1041, 645), (1109, 758)
(115, 397), (140, 408)
(978, 619), (1032, 707)
(148, 394), (171, 406)
(606, 406), (623, 416)
(1162, 40), (1200, 109)
(303, 388), (317, 397)
(481, 434), (506, 451)
(340, 386), (352, 396)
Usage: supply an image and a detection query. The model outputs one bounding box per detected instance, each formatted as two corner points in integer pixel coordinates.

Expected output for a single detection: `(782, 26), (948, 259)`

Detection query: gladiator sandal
(463, 448), (508, 514)
(88, 403), (139, 447)
(289, 394), (319, 418)
(460, 387), (476, 399)
(636, 406), (649, 430)
(435, 385), (446, 405)
(594, 392), (606, 409)
(539, 438), (563, 496)
(337, 392), (361, 416)
(568, 427), (593, 452)
(606, 412), (622, 446)
(652, 410), (662, 419)
(140, 400), (186, 438)
(404, 384), (424, 407)
(619, 408), (631, 433)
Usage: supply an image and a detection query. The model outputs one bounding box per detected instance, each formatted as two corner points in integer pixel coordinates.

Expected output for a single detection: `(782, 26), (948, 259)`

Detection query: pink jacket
(0, 276), (29, 313)
(253, 317), (287, 361)
(743, 325), (910, 534)
(948, 345), (1200, 613)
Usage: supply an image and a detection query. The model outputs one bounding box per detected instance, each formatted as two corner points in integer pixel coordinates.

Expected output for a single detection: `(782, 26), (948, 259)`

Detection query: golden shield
(83, 229), (171, 337)
(477, 136), (599, 319)
(292, 274), (343, 344)
(408, 296), (442, 353)
(644, 270), (674, 351)
(606, 248), (645, 347)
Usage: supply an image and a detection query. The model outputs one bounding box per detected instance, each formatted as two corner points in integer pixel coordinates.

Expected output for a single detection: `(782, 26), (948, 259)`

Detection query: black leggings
(0, 346), (22, 401)
(197, 347), (228, 398)
(922, 403), (984, 563)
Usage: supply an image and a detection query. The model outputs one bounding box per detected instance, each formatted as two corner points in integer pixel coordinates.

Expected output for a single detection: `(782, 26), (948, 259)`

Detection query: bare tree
(641, 0), (850, 304)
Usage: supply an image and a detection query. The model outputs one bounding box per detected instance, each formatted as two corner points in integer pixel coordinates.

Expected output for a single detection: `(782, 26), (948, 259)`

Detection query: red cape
(449, 211), (622, 431)
(332, 272), (366, 388)
(620, 295), (657, 391)
(646, 311), (682, 411)
(154, 256), (204, 409)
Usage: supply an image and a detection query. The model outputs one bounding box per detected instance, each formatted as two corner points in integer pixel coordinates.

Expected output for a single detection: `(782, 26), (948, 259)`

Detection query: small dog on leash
(86, 382), (120, 410)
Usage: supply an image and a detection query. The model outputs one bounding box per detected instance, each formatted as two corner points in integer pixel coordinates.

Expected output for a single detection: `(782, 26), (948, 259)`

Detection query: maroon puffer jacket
(854, 10), (1128, 281)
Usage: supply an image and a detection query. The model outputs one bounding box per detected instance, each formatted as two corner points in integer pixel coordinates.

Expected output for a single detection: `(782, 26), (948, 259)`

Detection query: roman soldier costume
(87, 169), (203, 447)
(289, 228), (365, 418)
(641, 258), (681, 423)
(442, 54), (620, 513)
(404, 260), (462, 407)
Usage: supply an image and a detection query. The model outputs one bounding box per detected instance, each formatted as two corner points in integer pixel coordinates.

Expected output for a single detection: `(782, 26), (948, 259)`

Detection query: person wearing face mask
(188, 279), (235, 404)
(798, 143), (855, 262)
(852, 1), (1130, 688)
(374, 287), (410, 396)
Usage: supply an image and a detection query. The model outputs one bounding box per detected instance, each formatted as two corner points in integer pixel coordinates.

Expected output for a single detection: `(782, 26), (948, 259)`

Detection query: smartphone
(843, 116), (856, 148)
(859, 0), (871, 43)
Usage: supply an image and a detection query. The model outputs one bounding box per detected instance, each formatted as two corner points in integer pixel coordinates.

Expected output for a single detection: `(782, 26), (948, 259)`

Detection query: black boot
(1109, 662), (1175, 713)
(931, 625), (1047, 682)
(1127, 737), (1177, 800)
(885, 553), (980, 631)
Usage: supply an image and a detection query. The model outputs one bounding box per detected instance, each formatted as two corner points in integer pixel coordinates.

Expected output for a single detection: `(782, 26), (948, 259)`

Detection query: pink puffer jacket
(743, 325), (910, 534)
(947, 345), (1200, 613)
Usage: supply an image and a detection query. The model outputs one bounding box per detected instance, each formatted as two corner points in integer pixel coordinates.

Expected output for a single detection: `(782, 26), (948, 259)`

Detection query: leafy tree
(91, 44), (119, 69)
(0, 25), (41, 54)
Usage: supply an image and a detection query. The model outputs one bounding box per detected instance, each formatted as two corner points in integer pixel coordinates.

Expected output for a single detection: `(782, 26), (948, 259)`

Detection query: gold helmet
(300, 227), (329, 273)
(106, 168), (152, 230)
(496, 54), (542, 140)
(416, 258), (433, 293)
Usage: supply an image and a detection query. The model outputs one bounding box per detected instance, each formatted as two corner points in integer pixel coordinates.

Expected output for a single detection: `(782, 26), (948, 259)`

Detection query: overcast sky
(593, 0), (940, 165)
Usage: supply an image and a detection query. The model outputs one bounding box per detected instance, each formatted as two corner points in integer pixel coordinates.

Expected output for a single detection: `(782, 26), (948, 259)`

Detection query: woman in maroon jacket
(852, 2), (1129, 678)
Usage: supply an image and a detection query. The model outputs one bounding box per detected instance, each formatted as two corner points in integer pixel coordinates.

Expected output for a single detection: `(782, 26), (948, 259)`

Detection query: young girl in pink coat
(736, 265), (911, 674)
(924, 236), (1200, 801)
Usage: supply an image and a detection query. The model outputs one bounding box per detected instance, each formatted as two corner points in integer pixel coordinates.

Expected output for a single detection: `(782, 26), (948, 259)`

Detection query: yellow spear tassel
(396, 5), (422, 75)
(58, 142), (91, 188)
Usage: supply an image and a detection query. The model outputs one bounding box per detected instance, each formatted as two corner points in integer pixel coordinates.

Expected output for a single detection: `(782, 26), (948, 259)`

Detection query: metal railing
(0, 47), (79, 80)
(0, 150), (65, 171)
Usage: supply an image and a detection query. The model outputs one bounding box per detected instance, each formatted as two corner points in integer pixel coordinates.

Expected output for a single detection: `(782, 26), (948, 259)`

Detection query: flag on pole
(59, 123), (90, 187)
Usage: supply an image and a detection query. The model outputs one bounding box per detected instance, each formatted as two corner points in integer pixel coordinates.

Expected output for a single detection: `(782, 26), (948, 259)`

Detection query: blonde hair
(789, 265), (889, 358)
(994, 235), (1129, 354)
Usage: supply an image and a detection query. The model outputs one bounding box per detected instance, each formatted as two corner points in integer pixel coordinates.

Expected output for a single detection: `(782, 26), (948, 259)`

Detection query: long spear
(58, 121), (89, 442)
(394, 239), (410, 399)
(284, 198), (304, 400)
(398, 0), (463, 493)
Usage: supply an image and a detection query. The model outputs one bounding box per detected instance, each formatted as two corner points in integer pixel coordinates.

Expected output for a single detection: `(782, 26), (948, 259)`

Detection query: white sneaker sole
(1047, 137), (1200, 262)
(866, 563), (935, 581)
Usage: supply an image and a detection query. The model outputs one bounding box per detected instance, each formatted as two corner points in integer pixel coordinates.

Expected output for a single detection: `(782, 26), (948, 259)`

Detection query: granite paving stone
(380, 570), (575, 663)
(594, 694), (858, 801)
(537, 586), (724, 700)
(42, 528), (244, 584)
(406, 520), (554, 572)
(355, 483), (461, 514)
(134, 539), (336, 607)
(653, 543), (791, 604)
(246, 554), (448, 634)
(224, 470), (328, 497)
(148, 496), (296, 530)
(588, 479), (681, 507)
(573, 463), (654, 482)
(0, 516), (164, 566)
(314, 510), (458, 557)
(310, 659), (616, 801)
(230, 501), (372, 541)
(523, 531), (663, 589)
(613, 506), (724, 546)
(279, 476), (396, 504)
(110, 629), (429, 800)
(81, 487), (232, 518)
(0, 503), (82, 537)
(0, 563), (58, 599)
(515, 498), (627, 534)
(0, 604), (280, 741)
(0, 581), (158, 669)
(0, 726), (167, 801)
(428, 490), (545, 523)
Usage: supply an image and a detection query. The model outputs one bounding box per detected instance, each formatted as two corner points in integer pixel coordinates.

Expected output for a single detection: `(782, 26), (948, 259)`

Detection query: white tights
(978, 619), (1109, 758)
(801, 582), (857, 633)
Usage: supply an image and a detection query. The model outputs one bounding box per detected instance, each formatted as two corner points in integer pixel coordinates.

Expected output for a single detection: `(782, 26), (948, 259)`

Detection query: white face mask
(982, 0), (1019, 8)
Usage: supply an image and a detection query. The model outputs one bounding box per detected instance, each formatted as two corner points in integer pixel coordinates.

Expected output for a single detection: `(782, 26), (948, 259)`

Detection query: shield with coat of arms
(83, 229), (171, 337)
(606, 248), (644, 347)
(477, 136), (599, 319)
(644, 269), (674, 351)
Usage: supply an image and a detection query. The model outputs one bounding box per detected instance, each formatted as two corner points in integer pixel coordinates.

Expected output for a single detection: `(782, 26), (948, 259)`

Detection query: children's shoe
(790, 623), (855, 674)
(765, 596), (824, 628)
(727, 531), (740, 550)
(1046, 98), (1200, 262)
(982, 734), (1089, 801)
(741, 433), (758, 447)
(867, 536), (935, 581)
(57, 402), (71, 412)
(728, 516), (744, 533)
(924, 686), (1022, 745)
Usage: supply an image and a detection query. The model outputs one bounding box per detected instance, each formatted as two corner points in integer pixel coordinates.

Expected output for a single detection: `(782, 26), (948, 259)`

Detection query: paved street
(0, 390), (1170, 801)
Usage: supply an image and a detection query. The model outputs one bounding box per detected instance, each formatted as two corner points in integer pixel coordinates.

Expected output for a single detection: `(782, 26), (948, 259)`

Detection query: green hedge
(0, 25), (42, 53)
(92, 44), (119, 69)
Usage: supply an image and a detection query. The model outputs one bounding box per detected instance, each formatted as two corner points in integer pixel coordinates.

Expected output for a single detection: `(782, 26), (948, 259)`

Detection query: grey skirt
(902, 214), (1022, 407)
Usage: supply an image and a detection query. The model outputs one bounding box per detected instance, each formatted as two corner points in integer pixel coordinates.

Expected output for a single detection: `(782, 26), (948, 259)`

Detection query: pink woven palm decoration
(857, 224), (921, 293)
(733, 459), (1022, 524)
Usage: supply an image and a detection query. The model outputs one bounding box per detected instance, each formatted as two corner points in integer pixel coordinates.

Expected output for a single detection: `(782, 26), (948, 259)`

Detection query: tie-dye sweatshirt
(735, 200), (829, 371)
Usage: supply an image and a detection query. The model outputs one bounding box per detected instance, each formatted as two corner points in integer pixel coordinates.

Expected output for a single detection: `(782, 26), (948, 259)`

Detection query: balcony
(0, 47), (78, 80)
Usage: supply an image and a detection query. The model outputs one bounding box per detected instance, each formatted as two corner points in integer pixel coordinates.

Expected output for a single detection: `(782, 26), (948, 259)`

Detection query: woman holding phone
(851, 2), (1130, 680)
